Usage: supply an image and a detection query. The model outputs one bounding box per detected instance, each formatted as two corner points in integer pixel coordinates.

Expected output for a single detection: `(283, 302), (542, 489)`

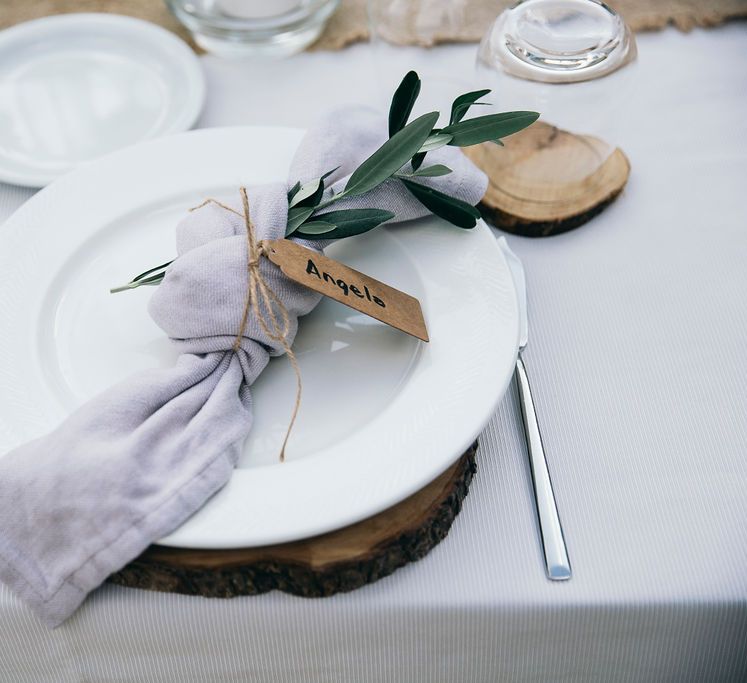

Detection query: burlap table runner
(2, 0), (746, 51)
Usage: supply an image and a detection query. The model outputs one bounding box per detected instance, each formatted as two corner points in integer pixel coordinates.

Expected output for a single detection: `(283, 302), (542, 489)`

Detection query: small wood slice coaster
(463, 121), (631, 237)
(108, 443), (478, 598)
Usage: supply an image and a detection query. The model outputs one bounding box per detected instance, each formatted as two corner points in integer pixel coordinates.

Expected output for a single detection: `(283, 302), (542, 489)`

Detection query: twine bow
(189, 187), (302, 462)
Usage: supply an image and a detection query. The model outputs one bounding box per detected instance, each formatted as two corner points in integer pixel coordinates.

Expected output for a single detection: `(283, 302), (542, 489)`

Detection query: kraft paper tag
(264, 239), (429, 342)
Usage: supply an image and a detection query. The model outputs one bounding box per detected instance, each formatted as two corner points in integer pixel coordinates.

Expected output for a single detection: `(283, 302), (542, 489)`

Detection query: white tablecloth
(1, 24), (746, 683)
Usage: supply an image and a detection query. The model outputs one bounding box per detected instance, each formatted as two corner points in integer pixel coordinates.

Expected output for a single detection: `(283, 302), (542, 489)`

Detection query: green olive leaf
(401, 178), (480, 229)
(449, 89), (491, 124)
(411, 151), (426, 171)
(291, 220), (337, 235)
(296, 167), (340, 208)
(110, 261), (172, 294)
(417, 132), (452, 153)
(287, 181), (301, 203)
(344, 111), (439, 197)
(388, 70), (421, 137)
(289, 177), (323, 208)
(410, 164), (452, 177)
(296, 208), (395, 240)
(285, 206), (315, 235)
(441, 111), (539, 146)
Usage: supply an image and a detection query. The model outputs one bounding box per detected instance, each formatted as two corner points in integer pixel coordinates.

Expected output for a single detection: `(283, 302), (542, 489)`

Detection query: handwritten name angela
(305, 258), (386, 308)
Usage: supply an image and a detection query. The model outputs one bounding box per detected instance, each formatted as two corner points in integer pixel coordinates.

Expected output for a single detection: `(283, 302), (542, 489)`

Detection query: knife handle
(515, 352), (572, 581)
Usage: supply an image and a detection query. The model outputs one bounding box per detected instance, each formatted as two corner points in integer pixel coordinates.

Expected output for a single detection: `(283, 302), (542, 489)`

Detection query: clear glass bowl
(166, 0), (340, 58)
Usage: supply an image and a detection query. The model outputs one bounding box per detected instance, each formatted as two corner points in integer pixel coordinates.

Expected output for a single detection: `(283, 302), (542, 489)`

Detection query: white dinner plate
(0, 14), (205, 188)
(0, 127), (519, 548)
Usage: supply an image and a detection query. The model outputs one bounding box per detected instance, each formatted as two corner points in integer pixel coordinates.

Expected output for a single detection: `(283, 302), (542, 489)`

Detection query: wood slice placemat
(109, 442), (477, 598)
(2, 0), (746, 53)
(464, 122), (631, 237)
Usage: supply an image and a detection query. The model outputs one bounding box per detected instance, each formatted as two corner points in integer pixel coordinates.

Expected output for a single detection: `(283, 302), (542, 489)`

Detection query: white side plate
(0, 126), (519, 548)
(0, 13), (205, 187)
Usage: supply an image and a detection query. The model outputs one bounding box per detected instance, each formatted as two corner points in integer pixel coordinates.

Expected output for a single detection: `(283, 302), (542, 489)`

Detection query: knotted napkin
(0, 106), (487, 627)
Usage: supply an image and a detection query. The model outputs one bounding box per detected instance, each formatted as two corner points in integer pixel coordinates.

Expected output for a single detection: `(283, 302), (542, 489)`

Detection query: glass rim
(165, 0), (339, 33)
(479, 0), (637, 84)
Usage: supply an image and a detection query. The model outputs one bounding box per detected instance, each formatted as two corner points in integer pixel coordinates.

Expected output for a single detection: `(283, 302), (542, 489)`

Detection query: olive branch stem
(111, 71), (538, 294)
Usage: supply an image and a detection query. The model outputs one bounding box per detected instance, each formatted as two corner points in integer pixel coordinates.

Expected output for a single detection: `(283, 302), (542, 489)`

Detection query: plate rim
(0, 125), (519, 548)
(0, 12), (206, 188)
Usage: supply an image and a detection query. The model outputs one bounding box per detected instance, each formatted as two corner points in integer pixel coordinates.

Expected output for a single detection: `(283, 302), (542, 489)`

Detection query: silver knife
(499, 238), (572, 581)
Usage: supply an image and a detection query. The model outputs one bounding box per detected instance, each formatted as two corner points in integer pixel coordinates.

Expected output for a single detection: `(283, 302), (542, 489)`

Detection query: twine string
(189, 188), (302, 462)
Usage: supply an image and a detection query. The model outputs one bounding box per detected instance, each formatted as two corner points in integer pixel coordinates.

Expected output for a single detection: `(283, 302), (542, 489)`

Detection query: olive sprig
(286, 70), (538, 239)
(111, 71), (537, 293)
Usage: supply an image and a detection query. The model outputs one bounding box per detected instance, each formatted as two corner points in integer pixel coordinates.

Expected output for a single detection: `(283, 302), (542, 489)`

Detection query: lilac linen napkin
(0, 107), (487, 627)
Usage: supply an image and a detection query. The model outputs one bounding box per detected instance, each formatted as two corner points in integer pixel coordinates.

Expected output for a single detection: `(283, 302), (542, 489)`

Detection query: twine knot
(189, 187), (302, 462)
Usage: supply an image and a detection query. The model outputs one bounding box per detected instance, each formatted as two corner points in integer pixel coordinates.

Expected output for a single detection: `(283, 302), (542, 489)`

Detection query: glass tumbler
(475, 0), (637, 210)
(166, 0), (340, 58)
